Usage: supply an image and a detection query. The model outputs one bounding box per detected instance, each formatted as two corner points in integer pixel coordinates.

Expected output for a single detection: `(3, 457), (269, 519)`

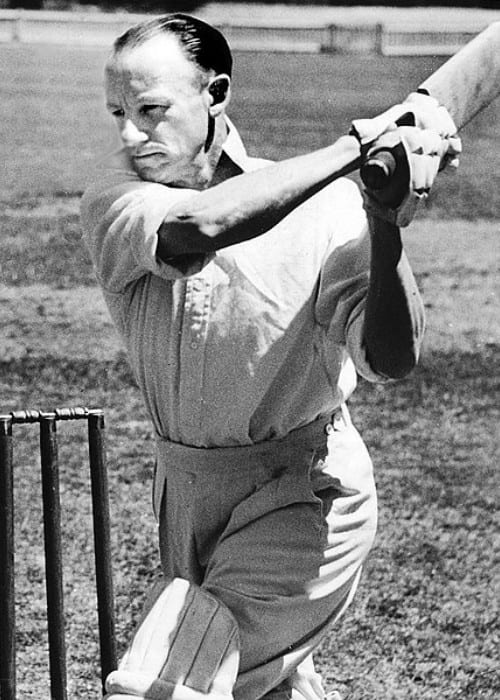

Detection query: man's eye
(141, 105), (163, 115)
(111, 109), (124, 118)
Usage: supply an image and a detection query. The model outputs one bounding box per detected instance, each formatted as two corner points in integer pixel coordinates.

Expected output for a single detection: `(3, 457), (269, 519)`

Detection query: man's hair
(113, 13), (233, 78)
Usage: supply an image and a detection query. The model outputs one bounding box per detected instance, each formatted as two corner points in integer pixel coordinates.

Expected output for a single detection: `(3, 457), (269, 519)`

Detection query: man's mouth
(133, 151), (165, 160)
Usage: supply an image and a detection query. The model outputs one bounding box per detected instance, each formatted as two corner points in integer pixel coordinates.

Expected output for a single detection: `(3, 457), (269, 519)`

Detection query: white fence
(0, 9), (482, 55)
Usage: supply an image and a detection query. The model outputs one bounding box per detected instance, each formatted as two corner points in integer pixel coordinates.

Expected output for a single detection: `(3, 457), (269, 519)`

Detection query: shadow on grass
(0, 210), (95, 288)
(2, 344), (497, 403)
(0, 354), (136, 393)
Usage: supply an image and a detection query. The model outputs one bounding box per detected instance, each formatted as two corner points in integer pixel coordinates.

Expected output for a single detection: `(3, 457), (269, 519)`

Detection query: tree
(74, 0), (204, 12)
(8, 0), (44, 8)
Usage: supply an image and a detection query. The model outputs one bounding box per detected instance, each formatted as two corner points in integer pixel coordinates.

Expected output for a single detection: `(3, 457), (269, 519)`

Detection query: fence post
(322, 24), (337, 53)
(375, 22), (384, 55)
(12, 12), (22, 43)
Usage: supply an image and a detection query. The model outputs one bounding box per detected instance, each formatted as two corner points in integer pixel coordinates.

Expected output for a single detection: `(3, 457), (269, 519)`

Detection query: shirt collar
(222, 117), (250, 171)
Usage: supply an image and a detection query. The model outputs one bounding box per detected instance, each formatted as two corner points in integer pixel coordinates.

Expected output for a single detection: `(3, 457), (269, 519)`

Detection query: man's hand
(351, 92), (462, 227)
(362, 123), (461, 227)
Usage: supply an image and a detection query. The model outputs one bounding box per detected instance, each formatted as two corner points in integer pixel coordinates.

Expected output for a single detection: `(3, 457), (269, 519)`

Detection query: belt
(155, 408), (350, 475)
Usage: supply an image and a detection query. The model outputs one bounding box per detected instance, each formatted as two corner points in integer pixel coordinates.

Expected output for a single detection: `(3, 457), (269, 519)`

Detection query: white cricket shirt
(81, 122), (385, 447)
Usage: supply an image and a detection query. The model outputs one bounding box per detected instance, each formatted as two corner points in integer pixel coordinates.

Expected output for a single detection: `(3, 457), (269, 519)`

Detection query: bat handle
(360, 149), (397, 190)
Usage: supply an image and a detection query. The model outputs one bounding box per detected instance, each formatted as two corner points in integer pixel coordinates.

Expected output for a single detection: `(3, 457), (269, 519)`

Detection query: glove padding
(351, 91), (462, 226)
(104, 578), (239, 700)
(361, 124), (461, 227)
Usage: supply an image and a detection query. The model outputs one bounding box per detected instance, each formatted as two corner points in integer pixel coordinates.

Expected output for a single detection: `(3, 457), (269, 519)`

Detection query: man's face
(105, 34), (214, 188)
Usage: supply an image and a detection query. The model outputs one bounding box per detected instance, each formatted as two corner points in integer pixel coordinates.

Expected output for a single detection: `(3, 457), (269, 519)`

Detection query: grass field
(0, 43), (499, 699)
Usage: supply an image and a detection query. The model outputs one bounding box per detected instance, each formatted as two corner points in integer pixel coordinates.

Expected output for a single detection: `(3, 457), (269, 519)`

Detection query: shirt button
(332, 410), (345, 431)
(190, 341), (198, 350)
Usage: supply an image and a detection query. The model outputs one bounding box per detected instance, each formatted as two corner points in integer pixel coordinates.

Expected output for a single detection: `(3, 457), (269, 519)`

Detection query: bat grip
(360, 150), (397, 190)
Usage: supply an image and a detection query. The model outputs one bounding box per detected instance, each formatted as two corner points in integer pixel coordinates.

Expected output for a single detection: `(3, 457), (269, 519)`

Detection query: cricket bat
(359, 21), (500, 190)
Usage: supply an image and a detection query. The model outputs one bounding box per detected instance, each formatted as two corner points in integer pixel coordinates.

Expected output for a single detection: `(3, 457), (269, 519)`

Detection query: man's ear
(208, 75), (231, 115)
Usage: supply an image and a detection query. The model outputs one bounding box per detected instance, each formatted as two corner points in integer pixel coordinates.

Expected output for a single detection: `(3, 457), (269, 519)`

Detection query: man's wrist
(364, 193), (402, 232)
(366, 211), (403, 269)
(366, 210), (400, 235)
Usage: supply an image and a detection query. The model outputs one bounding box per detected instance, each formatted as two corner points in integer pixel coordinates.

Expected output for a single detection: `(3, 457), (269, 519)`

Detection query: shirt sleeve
(80, 151), (213, 293)
(314, 178), (389, 384)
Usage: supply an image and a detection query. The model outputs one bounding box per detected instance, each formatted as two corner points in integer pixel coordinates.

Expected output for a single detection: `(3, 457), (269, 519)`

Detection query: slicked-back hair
(112, 13), (233, 78)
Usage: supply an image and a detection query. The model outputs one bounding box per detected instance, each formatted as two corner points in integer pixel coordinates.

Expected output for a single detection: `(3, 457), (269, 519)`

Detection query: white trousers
(153, 408), (377, 700)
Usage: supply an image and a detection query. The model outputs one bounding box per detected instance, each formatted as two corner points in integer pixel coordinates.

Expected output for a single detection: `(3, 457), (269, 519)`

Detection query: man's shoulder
(290, 176), (364, 225)
(81, 150), (135, 231)
(80, 150), (192, 250)
(82, 148), (138, 197)
(81, 148), (179, 223)
(324, 176), (363, 204)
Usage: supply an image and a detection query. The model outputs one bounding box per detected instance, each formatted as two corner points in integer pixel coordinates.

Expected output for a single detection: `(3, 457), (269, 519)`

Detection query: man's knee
(105, 578), (240, 699)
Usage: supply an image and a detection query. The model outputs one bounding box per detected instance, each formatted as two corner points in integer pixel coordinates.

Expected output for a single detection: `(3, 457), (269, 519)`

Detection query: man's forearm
(363, 214), (425, 379)
(156, 136), (361, 260)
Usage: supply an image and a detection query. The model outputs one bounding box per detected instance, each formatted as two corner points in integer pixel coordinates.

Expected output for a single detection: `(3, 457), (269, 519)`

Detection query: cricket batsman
(80, 13), (462, 700)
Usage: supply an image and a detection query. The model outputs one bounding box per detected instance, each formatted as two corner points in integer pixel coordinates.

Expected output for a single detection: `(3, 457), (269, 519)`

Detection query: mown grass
(0, 42), (498, 699)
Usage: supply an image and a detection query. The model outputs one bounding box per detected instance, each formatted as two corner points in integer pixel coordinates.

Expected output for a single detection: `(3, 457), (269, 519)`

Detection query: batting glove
(351, 90), (461, 165)
(360, 123), (461, 227)
(351, 92), (462, 226)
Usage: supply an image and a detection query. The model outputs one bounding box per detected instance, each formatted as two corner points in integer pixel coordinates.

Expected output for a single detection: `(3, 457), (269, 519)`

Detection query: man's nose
(121, 118), (148, 147)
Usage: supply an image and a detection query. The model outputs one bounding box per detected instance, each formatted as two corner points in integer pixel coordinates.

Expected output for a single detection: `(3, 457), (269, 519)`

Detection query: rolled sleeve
(81, 157), (212, 292)
(314, 179), (388, 384)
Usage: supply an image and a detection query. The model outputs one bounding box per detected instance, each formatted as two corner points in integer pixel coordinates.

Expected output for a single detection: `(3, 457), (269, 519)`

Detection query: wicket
(0, 407), (117, 700)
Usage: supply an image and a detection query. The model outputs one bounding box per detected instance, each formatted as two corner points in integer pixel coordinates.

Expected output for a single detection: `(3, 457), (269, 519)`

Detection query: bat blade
(360, 22), (500, 190)
(419, 21), (500, 129)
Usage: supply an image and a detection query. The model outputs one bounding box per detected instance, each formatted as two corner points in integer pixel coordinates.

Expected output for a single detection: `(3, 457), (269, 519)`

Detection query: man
(81, 14), (460, 700)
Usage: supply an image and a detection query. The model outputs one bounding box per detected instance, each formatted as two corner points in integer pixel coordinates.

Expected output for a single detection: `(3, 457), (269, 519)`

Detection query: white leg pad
(105, 578), (240, 700)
